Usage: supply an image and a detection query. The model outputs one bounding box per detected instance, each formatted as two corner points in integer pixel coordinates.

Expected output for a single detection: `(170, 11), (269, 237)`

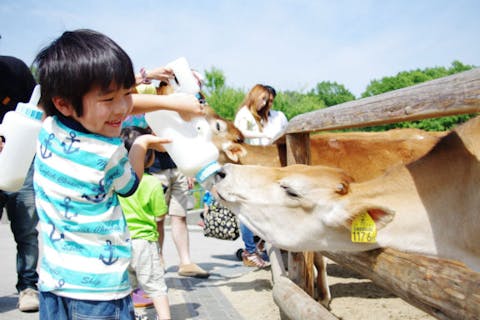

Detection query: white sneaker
(18, 288), (39, 312)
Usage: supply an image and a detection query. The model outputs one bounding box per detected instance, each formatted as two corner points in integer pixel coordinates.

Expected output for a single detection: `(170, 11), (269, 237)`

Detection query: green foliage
(204, 66), (226, 94)
(362, 61), (475, 98)
(311, 81), (355, 106)
(273, 91), (326, 120)
(361, 114), (476, 132)
(199, 60), (476, 131)
(206, 87), (245, 120)
(203, 66), (244, 120)
(360, 61), (477, 131)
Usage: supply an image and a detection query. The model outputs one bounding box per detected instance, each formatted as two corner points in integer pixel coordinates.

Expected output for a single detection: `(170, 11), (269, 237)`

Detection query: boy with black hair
(33, 29), (171, 319)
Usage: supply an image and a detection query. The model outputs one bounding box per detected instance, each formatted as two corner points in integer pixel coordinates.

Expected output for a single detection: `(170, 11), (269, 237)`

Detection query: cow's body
(207, 106), (445, 181)
(215, 116), (480, 273)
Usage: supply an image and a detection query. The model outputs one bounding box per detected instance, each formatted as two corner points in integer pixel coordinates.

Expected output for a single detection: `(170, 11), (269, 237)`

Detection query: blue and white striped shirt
(34, 116), (139, 300)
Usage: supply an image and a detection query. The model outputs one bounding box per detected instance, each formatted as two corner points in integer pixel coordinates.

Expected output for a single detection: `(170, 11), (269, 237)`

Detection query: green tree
(274, 91), (326, 120)
(206, 87), (245, 120)
(202, 67), (244, 120)
(204, 67), (226, 94)
(360, 61), (477, 131)
(312, 81), (355, 106)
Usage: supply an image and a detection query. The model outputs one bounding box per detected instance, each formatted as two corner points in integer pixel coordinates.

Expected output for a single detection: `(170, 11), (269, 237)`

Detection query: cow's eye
(335, 182), (349, 195)
(281, 184), (300, 198)
(212, 120), (227, 133)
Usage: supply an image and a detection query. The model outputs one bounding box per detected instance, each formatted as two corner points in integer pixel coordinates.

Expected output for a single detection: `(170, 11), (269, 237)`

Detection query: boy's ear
(52, 96), (75, 117)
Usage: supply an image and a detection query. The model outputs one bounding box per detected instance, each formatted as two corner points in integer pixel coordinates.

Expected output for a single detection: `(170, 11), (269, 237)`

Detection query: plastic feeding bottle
(146, 57), (221, 187)
(166, 57), (201, 94)
(145, 111), (221, 186)
(0, 85), (43, 191)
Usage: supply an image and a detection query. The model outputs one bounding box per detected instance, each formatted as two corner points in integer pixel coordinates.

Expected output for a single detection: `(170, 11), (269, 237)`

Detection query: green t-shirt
(119, 173), (168, 241)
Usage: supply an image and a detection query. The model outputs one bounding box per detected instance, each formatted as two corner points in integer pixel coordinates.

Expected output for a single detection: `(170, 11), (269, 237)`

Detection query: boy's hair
(120, 126), (154, 168)
(33, 29), (135, 117)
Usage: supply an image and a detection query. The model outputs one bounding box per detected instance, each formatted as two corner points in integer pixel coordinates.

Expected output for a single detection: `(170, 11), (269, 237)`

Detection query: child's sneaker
(132, 288), (153, 308)
(242, 251), (271, 268)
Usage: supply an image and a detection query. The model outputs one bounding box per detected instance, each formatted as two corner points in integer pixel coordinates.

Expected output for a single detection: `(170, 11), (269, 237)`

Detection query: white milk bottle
(146, 57), (221, 186)
(145, 110), (221, 185)
(166, 57), (200, 94)
(0, 85), (43, 191)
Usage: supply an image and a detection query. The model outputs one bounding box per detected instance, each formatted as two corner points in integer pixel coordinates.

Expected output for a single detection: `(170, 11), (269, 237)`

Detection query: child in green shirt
(119, 126), (170, 320)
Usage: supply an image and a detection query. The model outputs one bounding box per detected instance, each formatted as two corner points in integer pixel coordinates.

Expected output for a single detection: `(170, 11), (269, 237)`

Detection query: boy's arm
(128, 135), (171, 180)
(131, 93), (205, 121)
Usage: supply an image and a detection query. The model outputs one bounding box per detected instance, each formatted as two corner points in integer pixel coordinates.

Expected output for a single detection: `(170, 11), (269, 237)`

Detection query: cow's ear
(367, 208), (395, 229)
(223, 142), (247, 163)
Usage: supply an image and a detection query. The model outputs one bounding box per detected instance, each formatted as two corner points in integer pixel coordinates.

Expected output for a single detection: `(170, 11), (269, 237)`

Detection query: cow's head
(215, 163), (395, 252)
(203, 106), (251, 163)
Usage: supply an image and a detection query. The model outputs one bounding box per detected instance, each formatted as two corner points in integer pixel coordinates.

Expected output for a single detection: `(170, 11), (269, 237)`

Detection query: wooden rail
(287, 68), (480, 133)
(272, 68), (480, 320)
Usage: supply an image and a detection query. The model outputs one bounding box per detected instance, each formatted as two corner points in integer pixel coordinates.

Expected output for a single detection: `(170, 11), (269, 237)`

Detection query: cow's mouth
(215, 189), (248, 203)
(215, 190), (228, 202)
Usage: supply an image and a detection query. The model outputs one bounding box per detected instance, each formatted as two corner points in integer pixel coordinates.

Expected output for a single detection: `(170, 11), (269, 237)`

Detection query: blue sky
(1, 0), (479, 97)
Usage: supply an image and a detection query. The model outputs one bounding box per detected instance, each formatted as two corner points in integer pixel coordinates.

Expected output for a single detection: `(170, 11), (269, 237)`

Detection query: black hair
(264, 85), (276, 97)
(120, 126), (154, 169)
(33, 29), (135, 117)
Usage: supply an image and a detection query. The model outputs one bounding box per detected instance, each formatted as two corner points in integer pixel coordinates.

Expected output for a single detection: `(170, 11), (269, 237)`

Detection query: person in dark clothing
(0, 55), (39, 312)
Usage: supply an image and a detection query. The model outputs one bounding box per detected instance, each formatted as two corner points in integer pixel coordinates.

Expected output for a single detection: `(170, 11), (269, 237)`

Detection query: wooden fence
(269, 68), (480, 320)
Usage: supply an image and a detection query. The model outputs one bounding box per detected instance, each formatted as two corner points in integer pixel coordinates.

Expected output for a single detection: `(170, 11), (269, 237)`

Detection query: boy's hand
(133, 134), (171, 152)
(147, 67), (174, 82)
(169, 93), (206, 121)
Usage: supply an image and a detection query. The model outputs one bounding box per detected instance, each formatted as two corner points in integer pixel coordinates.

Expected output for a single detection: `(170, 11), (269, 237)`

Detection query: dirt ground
(220, 260), (435, 320)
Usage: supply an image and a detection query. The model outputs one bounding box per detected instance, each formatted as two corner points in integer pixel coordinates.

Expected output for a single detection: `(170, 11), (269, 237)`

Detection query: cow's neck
(348, 129), (480, 267)
(240, 144), (282, 166)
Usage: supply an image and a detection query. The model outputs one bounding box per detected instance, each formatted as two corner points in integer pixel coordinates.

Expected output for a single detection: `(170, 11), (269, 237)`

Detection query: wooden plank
(285, 132), (316, 297)
(287, 68), (480, 133)
(322, 249), (480, 320)
(286, 132), (311, 165)
(267, 244), (336, 319)
(272, 276), (338, 320)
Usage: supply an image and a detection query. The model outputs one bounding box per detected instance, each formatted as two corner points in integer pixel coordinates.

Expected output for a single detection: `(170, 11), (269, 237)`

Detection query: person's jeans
(4, 162), (39, 292)
(39, 292), (135, 320)
(240, 222), (257, 254)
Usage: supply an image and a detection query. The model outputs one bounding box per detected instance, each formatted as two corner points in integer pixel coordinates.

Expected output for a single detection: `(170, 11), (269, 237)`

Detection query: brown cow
(214, 115), (480, 273)
(205, 105), (445, 181)
(202, 106), (451, 307)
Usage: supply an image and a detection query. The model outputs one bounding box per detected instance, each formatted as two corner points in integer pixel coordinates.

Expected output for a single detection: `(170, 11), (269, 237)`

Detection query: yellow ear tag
(351, 212), (377, 243)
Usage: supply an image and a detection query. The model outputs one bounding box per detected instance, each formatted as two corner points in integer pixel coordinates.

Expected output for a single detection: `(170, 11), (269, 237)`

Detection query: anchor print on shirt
(40, 133), (55, 159)
(82, 178), (108, 203)
(49, 222), (65, 242)
(60, 197), (77, 220)
(99, 240), (119, 265)
(61, 131), (80, 154)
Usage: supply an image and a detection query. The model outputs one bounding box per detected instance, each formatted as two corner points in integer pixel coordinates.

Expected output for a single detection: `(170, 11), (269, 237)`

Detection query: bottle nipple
(16, 85), (43, 120)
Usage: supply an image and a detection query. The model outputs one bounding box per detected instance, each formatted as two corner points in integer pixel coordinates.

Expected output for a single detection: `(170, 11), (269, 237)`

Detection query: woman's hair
(239, 84), (271, 129)
(33, 29), (135, 117)
(120, 126), (155, 169)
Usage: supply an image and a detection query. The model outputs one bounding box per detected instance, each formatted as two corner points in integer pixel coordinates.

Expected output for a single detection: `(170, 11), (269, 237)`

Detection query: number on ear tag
(351, 212), (377, 243)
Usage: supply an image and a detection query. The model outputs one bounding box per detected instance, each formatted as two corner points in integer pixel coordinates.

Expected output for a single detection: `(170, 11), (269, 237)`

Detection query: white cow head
(215, 163), (395, 252)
